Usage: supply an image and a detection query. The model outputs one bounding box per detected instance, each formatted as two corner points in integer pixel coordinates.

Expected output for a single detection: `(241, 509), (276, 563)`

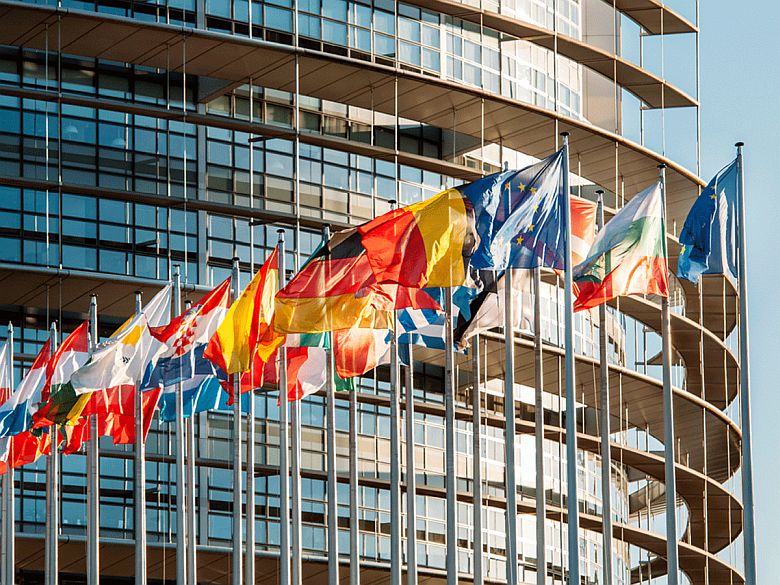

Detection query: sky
(698, 1), (780, 580)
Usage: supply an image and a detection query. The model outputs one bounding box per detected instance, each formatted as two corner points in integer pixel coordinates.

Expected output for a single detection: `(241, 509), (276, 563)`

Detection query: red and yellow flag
(275, 229), (439, 335)
(358, 188), (476, 288)
(204, 247), (284, 374)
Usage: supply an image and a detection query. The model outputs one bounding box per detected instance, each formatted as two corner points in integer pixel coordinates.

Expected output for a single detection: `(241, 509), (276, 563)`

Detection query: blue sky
(698, 1), (780, 580)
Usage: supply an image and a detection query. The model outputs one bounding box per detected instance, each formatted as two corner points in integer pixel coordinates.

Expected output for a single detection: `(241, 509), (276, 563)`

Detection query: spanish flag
(274, 229), (439, 335)
(204, 247), (284, 375)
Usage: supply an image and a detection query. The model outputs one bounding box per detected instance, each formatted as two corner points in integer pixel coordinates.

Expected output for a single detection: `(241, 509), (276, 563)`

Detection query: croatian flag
(145, 278), (231, 421)
(0, 339), (50, 438)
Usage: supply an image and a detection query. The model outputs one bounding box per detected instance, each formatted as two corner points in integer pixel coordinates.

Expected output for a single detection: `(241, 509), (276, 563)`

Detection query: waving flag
(677, 160), (738, 284)
(490, 151), (567, 269)
(275, 230), (439, 335)
(0, 430), (51, 475)
(32, 322), (90, 428)
(35, 286), (171, 430)
(358, 184), (487, 289)
(145, 278), (231, 421)
(205, 249), (284, 374)
(157, 347), (228, 422)
(0, 343), (9, 406)
(454, 197), (596, 347)
(574, 182), (668, 311)
(0, 340), (50, 437)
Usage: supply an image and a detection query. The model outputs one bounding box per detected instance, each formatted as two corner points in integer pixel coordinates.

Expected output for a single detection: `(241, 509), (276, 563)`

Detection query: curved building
(0, 1), (747, 584)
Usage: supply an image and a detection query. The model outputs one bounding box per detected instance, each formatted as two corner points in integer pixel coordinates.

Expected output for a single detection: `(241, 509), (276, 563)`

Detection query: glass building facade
(0, 0), (747, 584)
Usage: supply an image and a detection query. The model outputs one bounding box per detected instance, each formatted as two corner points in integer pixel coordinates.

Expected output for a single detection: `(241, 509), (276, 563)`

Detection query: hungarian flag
(275, 229), (439, 335)
(33, 322), (90, 428)
(204, 248), (284, 375)
(574, 182), (668, 311)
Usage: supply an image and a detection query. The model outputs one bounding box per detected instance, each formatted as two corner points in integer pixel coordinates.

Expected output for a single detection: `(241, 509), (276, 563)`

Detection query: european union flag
(489, 149), (566, 270)
(677, 159), (738, 284)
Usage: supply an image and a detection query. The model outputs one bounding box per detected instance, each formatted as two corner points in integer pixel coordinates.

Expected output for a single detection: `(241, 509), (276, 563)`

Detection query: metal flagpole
(444, 289), (457, 585)
(278, 230), (291, 585)
(323, 226), (339, 585)
(349, 339), (360, 585)
(231, 258), (243, 585)
(345, 213), (360, 585)
(595, 192), (613, 585)
(291, 355), (302, 585)
(503, 160), (519, 585)
(735, 142), (757, 585)
(87, 294), (100, 585)
(471, 338), (483, 585)
(46, 322), (59, 585)
(247, 322), (256, 583)
(185, 298), (197, 585)
(658, 163), (679, 585)
(291, 257), (303, 585)
(173, 268), (187, 585)
(133, 291), (147, 585)
(405, 343), (417, 585)
(533, 267), (546, 585)
(3, 322), (14, 585)
(389, 310), (401, 585)
(560, 132), (581, 585)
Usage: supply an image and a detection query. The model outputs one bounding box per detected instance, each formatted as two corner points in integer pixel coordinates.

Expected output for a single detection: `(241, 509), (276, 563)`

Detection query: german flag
(274, 228), (439, 335)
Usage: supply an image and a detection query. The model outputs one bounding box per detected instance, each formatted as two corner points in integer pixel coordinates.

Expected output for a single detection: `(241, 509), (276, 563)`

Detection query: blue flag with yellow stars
(489, 149), (566, 270)
(677, 159), (738, 284)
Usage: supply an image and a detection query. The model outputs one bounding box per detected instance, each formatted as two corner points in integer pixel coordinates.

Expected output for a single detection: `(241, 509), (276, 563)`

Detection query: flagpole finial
(658, 163), (667, 170)
(277, 228), (285, 242)
(503, 161), (509, 171)
(595, 189), (604, 204)
(560, 131), (569, 138)
(736, 141), (745, 148)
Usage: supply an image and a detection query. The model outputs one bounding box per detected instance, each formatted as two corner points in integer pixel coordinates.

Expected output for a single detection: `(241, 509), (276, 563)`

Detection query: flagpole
(171, 268), (187, 585)
(386, 199), (401, 585)
(533, 267), (546, 585)
(349, 332), (360, 583)
(471, 337), (483, 585)
(291, 369), (302, 585)
(735, 142), (757, 585)
(46, 321), (59, 585)
(247, 308), (256, 585)
(87, 294), (100, 585)
(444, 288), (457, 585)
(133, 292), (147, 585)
(560, 132), (581, 585)
(405, 341), (417, 585)
(658, 163), (680, 585)
(503, 159), (519, 585)
(185, 298), (197, 585)
(230, 258), (243, 585)
(322, 226), (339, 585)
(291, 350), (302, 585)
(278, 230), (291, 585)
(389, 309), (401, 585)
(595, 191), (613, 585)
(3, 321), (14, 585)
